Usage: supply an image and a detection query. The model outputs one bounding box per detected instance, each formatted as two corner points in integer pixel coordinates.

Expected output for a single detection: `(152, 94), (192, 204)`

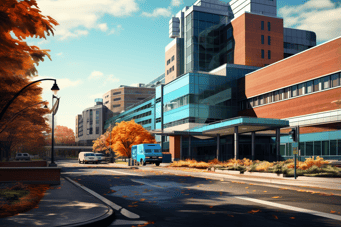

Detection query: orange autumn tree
(0, 0), (58, 160)
(53, 126), (75, 145)
(92, 131), (110, 154)
(105, 120), (156, 158)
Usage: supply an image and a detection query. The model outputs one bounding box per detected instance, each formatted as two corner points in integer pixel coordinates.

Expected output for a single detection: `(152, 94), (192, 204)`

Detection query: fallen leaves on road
(140, 198), (146, 201)
(330, 210), (336, 213)
(263, 191), (267, 192)
(245, 187), (249, 189)
(290, 217), (295, 219)
(248, 209), (260, 214)
(272, 215), (278, 219)
(272, 196), (282, 199)
(122, 196), (128, 198)
(227, 214), (234, 217)
(209, 206), (214, 208)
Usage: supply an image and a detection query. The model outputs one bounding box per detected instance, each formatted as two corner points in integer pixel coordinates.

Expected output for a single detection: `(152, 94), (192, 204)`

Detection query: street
(59, 160), (341, 227)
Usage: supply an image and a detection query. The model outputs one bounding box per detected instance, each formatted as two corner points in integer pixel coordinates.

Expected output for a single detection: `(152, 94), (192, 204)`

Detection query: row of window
(113, 104), (120, 108)
(132, 111), (152, 120)
(261, 21), (271, 31)
(261, 35), (271, 45)
(166, 55), (175, 65)
(239, 72), (341, 110)
(164, 117), (221, 129)
(113, 91), (121, 96)
(136, 119), (152, 126)
(284, 42), (313, 51)
(167, 66), (175, 75)
(113, 98), (121, 101)
(281, 140), (341, 156)
(261, 50), (271, 59)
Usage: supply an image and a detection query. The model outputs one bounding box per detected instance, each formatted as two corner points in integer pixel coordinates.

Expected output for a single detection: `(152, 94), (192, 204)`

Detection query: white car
(15, 153), (30, 161)
(78, 152), (98, 164)
(94, 153), (106, 163)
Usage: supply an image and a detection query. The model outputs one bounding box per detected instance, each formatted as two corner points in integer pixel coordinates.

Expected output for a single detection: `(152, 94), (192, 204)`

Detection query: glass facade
(185, 11), (231, 73)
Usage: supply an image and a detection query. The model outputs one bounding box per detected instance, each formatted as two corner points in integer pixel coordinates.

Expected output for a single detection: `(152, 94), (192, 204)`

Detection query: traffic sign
(292, 142), (298, 148)
(293, 147), (298, 154)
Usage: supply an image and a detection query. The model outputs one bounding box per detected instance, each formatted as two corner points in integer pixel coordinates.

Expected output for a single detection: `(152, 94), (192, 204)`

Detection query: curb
(62, 177), (116, 227)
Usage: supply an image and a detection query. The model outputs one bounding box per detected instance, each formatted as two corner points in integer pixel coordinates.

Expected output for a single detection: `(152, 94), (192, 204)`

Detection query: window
(113, 92), (121, 95)
(261, 49), (264, 59)
(261, 21), (264, 30)
(313, 79), (320, 92)
(112, 104), (120, 108)
(314, 141), (321, 156)
(268, 22), (271, 31)
(268, 36), (271, 45)
(306, 142), (313, 156)
(278, 89), (283, 101)
(172, 66), (174, 71)
(283, 88), (289, 99)
(268, 50), (271, 59)
(298, 83), (304, 96)
(167, 70), (169, 75)
(253, 97), (258, 107)
(261, 35), (264, 44)
(322, 141), (329, 155)
(322, 76), (330, 89)
(96, 127), (99, 134)
(331, 73), (340, 87)
(330, 140), (337, 155)
(306, 81), (313, 93)
(291, 85), (297, 97)
(259, 95), (264, 105)
(263, 93), (268, 104)
(113, 98), (121, 101)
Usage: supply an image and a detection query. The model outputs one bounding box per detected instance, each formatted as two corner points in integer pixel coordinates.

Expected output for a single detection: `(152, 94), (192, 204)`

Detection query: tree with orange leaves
(92, 131), (110, 154)
(53, 126), (75, 145)
(105, 120), (156, 158)
(0, 0), (58, 160)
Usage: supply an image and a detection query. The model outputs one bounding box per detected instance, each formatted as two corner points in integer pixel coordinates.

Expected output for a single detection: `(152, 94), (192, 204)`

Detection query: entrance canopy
(150, 117), (289, 136)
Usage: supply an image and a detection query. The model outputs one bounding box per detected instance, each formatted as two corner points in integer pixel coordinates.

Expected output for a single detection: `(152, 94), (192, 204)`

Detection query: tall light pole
(49, 92), (60, 167)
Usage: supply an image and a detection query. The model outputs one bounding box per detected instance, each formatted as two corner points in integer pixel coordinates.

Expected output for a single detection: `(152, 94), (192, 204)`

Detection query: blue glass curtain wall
(185, 11), (233, 73)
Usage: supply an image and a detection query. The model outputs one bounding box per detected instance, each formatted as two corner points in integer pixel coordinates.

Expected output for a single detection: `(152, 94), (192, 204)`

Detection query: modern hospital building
(102, 0), (341, 162)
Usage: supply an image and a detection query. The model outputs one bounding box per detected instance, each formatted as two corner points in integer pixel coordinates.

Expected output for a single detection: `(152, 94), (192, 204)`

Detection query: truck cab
(131, 144), (162, 166)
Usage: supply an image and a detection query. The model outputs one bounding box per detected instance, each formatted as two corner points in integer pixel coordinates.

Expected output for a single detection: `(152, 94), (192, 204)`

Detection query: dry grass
(0, 182), (49, 218)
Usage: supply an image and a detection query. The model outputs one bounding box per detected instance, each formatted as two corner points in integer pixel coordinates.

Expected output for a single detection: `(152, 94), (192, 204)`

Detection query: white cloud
(36, 0), (139, 40)
(57, 52), (63, 56)
(89, 71), (104, 80)
(98, 23), (108, 32)
(278, 0), (341, 42)
(141, 7), (172, 17)
(37, 39), (50, 45)
(171, 0), (183, 7)
(108, 24), (123, 35)
(106, 74), (120, 83)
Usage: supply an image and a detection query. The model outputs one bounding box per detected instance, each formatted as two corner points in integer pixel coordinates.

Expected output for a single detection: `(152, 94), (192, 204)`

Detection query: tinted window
(17, 154), (22, 156)
(261, 21), (264, 30)
(331, 73), (340, 87)
(322, 76), (330, 89)
(85, 153), (95, 156)
(261, 49), (264, 59)
(306, 81), (313, 93)
(291, 85), (297, 97)
(298, 83), (304, 96)
(313, 79), (320, 92)
(145, 149), (152, 153)
(261, 35), (264, 44)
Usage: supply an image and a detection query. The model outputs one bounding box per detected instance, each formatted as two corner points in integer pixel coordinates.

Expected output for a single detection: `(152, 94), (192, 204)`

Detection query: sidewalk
(107, 162), (341, 191)
(0, 177), (115, 227)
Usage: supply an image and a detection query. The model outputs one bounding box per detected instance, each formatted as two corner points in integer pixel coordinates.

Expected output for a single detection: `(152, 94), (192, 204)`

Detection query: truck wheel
(155, 162), (160, 166)
(79, 159), (81, 164)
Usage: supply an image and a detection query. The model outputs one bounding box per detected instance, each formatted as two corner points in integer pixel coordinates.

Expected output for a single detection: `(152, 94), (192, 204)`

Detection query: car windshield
(145, 149), (160, 153)
(17, 154), (22, 156)
(85, 153), (95, 156)
(95, 154), (103, 156)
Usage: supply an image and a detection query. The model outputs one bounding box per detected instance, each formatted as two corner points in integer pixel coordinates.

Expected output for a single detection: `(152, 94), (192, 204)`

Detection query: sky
(25, 0), (341, 131)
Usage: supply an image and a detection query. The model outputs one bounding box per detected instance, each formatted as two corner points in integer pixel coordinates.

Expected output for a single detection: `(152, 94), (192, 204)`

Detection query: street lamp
(49, 86), (60, 167)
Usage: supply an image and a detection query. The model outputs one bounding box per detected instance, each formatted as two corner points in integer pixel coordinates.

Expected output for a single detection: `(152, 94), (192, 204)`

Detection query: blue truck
(131, 144), (163, 166)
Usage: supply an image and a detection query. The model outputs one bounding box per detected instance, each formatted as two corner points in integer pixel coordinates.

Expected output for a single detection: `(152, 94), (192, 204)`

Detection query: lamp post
(0, 79), (59, 122)
(49, 93), (60, 167)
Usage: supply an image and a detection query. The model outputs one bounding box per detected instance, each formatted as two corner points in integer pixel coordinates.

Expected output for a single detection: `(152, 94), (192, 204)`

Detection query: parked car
(94, 153), (106, 163)
(131, 144), (163, 166)
(15, 153), (31, 161)
(78, 152), (98, 164)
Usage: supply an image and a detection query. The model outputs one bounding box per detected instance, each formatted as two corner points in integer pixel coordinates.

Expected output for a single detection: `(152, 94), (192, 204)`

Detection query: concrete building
(104, 0), (340, 162)
(102, 85), (155, 115)
(75, 99), (111, 146)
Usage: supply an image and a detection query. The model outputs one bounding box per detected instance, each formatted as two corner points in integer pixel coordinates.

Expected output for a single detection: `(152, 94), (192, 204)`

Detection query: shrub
(306, 165), (322, 174)
(255, 161), (273, 172)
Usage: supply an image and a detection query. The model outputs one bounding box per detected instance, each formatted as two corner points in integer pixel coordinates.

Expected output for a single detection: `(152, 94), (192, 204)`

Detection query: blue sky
(26, 0), (341, 131)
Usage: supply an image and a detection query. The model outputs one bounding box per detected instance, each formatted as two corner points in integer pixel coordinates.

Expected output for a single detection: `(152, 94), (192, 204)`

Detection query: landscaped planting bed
(169, 157), (341, 177)
(0, 182), (49, 218)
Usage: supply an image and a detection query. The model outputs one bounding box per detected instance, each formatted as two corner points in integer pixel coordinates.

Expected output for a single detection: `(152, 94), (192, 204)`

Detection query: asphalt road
(59, 160), (341, 227)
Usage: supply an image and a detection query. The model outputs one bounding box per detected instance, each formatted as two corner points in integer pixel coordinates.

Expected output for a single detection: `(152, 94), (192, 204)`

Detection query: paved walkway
(0, 177), (114, 227)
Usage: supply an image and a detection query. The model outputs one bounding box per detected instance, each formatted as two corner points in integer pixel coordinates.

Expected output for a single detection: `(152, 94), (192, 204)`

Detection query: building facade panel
(241, 38), (341, 98)
(239, 87), (341, 119)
